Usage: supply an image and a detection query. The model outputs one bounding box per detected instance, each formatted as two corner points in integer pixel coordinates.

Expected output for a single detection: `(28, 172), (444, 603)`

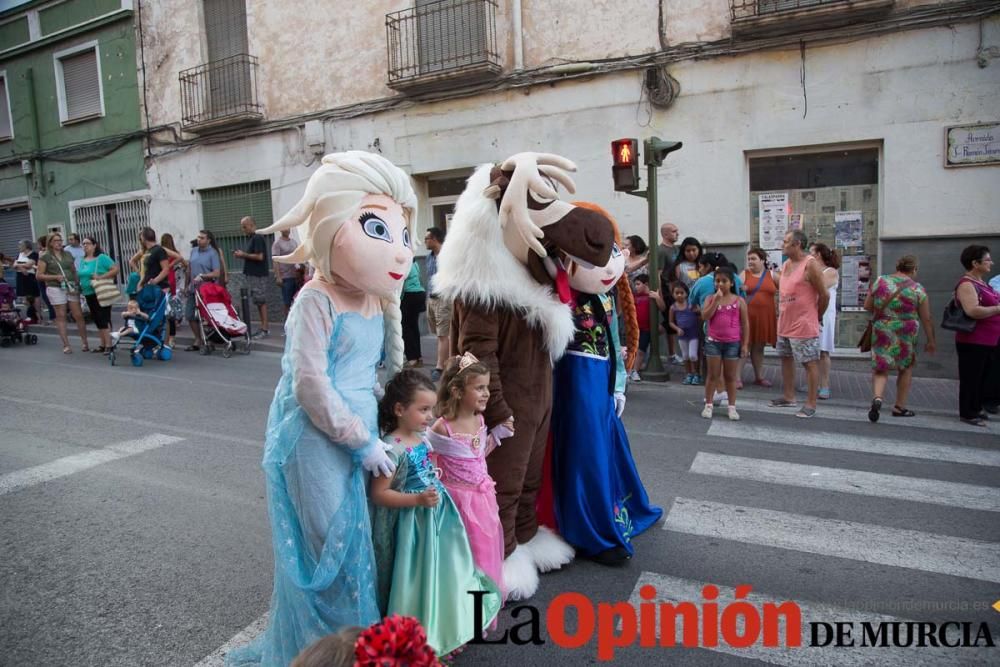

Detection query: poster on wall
(840, 255), (871, 311)
(759, 193), (789, 249)
(835, 211), (863, 249)
(766, 250), (784, 272)
(789, 213), (803, 231)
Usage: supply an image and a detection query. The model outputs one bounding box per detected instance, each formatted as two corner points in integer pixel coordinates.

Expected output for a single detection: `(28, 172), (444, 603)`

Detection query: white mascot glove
(361, 440), (396, 478)
(373, 381), (385, 400)
(614, 392), (627, 418)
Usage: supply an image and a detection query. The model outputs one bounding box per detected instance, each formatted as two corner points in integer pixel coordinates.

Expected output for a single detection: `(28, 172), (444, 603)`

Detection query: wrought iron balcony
(729, 0), (893, 38)
(179, 54), (263, 132)
(386, 0), (502, 94)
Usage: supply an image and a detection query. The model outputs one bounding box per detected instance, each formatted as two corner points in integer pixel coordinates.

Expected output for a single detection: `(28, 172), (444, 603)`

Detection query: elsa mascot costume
(228, 151), (417, 666)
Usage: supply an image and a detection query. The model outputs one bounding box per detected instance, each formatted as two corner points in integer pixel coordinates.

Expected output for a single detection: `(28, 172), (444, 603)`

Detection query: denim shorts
(704, 338), (741, 359)
(639, 330), (651, 352)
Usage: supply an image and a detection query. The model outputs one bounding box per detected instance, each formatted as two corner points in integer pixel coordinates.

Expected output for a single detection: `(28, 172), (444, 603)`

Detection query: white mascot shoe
(523, 525), (575, 573)
(503, 545), (540, 601)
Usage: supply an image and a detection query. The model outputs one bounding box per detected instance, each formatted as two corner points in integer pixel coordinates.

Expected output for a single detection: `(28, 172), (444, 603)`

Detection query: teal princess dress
(228, 287), (385, 667)
(371, 439), (500, 656)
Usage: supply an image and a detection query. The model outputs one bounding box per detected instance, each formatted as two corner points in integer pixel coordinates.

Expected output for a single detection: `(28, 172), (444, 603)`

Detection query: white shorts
(46, 286), (69, 306)
(678, 337), (699, 361)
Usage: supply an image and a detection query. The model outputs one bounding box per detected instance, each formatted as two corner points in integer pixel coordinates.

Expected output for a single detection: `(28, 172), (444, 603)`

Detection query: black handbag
(941, 278), (981, 333)
(941, 298), (976, 333)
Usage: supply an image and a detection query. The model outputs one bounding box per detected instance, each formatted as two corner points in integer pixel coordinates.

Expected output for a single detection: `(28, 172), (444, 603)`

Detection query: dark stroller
(108, 285), (173, 367)
(0, 282), (37, 347)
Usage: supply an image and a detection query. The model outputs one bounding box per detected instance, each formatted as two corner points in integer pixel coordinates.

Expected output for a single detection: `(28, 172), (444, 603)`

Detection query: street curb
(27, 325), (287, 354)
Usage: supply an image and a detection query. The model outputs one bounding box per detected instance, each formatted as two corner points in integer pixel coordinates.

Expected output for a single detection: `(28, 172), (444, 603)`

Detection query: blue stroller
(108, 285), (173, 367)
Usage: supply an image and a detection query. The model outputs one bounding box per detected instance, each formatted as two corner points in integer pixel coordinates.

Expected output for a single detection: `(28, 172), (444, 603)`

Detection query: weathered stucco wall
(147, 19), (999, 251)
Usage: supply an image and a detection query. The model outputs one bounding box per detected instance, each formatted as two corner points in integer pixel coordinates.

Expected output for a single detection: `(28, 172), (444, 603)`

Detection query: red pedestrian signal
(611, 138), (640, 192)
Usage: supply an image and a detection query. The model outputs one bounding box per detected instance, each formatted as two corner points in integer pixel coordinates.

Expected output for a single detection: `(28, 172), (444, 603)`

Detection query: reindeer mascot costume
(433, 153), (614, 599)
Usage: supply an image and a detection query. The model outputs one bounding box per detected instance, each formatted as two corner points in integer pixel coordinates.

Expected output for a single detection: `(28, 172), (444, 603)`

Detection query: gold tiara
(457, 352), (480, 370)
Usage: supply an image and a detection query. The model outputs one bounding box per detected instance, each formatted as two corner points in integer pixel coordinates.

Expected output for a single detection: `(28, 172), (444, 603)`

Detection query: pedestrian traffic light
(611, 138), (640, 192)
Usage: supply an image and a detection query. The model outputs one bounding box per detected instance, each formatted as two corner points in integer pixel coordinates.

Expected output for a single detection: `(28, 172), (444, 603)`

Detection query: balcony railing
(729, 0), (893, 38)
(179, 54), (263, 131)
(386, 0), (502, 94)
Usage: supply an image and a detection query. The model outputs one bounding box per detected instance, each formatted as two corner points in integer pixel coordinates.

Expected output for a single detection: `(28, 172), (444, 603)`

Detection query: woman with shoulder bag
(953, 245), (1000, 427)
(740, 247), (780, 387)
(863, 255), (935, 422)
(36, 232), (90, 353)
(78, 236), (119, 353)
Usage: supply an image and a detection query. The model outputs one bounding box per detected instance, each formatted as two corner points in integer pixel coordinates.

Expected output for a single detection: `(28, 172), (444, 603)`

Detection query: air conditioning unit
(47, 224), (65, 236)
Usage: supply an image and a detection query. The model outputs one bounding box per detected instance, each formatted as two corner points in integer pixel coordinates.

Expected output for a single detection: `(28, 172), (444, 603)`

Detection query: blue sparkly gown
(550, 293), (662, 557)
(370, 440), (500, 655)
(228, 287), (384, 667)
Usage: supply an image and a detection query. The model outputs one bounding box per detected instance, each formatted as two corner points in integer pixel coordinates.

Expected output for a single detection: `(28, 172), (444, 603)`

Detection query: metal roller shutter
(0, 205), (32, 259)
(199, 180), (273, 271)
(61, 48), (102, 121)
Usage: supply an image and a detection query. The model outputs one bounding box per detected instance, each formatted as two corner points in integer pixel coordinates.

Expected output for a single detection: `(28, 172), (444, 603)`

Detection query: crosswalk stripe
(663, 498), (1000, 583)
(0, 434), (185, 497)
(626, 572), (995, 666)
(193, 612), (268, 667)
(696, 397), (1000, 435)
(705, 421), (1000, 467)
(689, 452), (1000, 512)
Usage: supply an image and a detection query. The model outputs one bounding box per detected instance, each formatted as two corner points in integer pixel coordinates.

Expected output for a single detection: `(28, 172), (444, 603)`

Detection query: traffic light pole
(625, 146), (667, 382)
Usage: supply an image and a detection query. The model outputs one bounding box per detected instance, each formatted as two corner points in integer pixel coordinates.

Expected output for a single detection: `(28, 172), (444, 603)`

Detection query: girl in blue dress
(370, 370), (499, 656)
(228, 152), (419, 667)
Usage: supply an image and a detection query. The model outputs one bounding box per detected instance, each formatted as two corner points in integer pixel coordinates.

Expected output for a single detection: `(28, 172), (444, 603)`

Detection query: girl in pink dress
(427, 353), (505, 599)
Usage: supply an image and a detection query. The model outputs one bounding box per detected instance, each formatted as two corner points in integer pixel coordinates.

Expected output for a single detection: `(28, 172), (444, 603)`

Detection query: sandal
(795, 407), (816, 418)
(868, 397), (883, 423)
(81, 346), (90, 352)
(753, 378), (773, 388)
(960, 417), (987, 427)
(62, 346), (72, 354)
(184, 344), (200, 352)
(769, 398), (797, 408)
(891, 406), (916, 417)
(90, 346), (105, 354)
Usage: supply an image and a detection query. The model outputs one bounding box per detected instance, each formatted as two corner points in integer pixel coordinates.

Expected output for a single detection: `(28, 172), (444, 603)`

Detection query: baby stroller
(108, 285), (172, 367)
(195, 282), (250, 357)
(0, 282), (37, 347)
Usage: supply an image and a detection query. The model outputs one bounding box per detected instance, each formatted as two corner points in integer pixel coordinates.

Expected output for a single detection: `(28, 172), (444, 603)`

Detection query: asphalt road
(1, 334), (998, 666)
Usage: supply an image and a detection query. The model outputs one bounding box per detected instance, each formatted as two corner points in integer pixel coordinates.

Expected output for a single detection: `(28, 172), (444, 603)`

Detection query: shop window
(748, 148), (879, 350)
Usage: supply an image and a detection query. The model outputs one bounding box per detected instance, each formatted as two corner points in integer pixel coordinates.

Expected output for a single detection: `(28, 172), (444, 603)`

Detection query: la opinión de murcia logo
(469, 586), (997, 661)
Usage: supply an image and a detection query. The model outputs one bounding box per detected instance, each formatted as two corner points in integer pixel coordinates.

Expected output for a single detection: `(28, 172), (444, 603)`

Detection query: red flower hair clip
(354, 615), (441, 666)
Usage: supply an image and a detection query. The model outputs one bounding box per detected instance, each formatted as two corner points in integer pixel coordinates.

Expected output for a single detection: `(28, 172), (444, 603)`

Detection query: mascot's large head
(433, 152), (616, 360)
(260, 150), (418, 373)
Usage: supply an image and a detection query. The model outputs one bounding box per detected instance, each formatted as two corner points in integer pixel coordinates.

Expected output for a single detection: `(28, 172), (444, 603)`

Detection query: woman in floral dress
(863, 255), (936, 422)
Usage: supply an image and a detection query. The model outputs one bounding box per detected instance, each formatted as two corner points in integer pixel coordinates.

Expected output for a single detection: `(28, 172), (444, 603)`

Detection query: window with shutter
(199, 180), (274, 271)
(54, 42), (104, 124)
(0, 73), (12, 140)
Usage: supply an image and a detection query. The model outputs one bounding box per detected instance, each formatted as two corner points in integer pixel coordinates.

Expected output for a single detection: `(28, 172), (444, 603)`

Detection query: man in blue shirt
(184, 229), (221, 351)
(423, 227), (449, 381)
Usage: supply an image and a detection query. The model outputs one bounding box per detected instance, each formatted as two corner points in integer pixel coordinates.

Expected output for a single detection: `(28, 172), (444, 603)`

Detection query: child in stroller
(195, 281), (250, 358)
(108, 285), (172, 366)
(0, 281), (38, 347)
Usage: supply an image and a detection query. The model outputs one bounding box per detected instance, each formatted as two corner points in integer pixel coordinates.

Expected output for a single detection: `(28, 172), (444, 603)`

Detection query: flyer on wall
(759, 193), (789, 249)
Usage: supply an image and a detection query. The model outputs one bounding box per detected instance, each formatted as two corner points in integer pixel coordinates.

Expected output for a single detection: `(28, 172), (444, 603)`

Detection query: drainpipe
(512, 0), (523, 71)
(24, 67), (44, 196)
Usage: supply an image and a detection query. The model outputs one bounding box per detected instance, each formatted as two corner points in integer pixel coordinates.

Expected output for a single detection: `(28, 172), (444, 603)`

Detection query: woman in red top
(954, 245), (1000, 426)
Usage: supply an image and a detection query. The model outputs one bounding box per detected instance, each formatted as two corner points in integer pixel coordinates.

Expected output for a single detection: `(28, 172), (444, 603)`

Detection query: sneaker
(670, 354), (683, 365)
(700, 403), (713, 419)
(629, 370), (642, 382)
(818, 388), (831, 400)
(252, 329), (270, 339)
(681, 374), (693, 385)
(728, 406), (740, 421)
(692, 374), (703, 385)
(430, 368), (443, 382)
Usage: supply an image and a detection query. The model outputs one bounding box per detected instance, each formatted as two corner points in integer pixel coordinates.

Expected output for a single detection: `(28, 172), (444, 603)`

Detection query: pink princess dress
(427, 416), (504, 598)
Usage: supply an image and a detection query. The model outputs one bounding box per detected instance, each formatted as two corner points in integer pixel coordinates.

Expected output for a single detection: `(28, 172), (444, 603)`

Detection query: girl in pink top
(700, 267), (749, 421)
(427, 354), (505, 601)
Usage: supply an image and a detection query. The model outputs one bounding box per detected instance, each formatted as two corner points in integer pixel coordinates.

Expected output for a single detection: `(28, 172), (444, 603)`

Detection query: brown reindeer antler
(490, 153), (578, 258)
